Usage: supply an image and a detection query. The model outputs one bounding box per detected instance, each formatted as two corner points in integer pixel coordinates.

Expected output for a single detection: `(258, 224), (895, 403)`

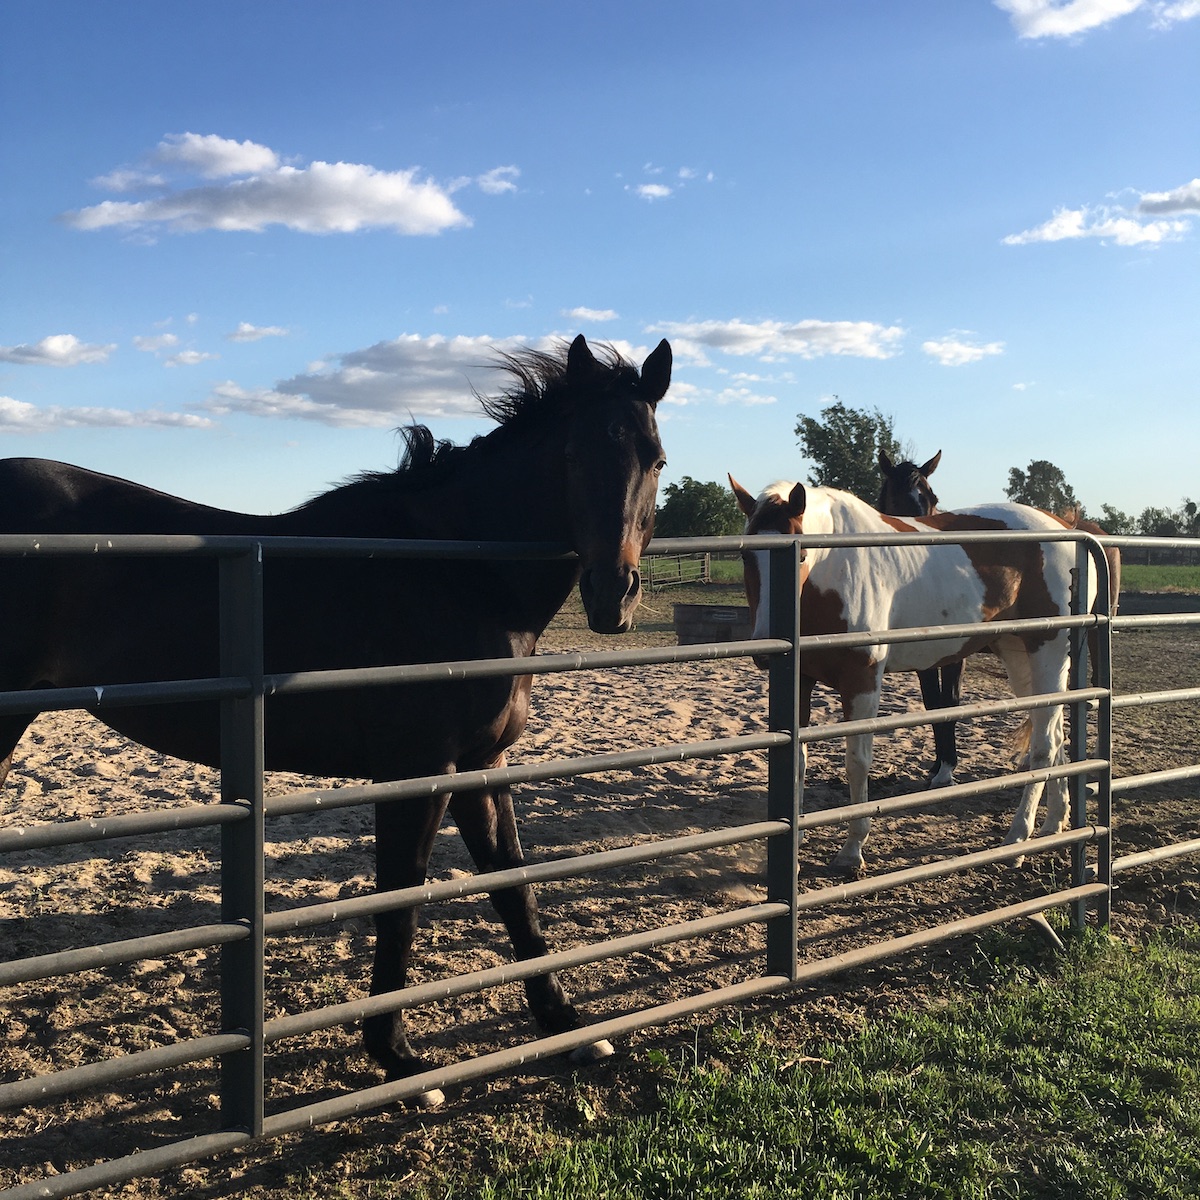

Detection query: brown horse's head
(561, 335), (671, 633)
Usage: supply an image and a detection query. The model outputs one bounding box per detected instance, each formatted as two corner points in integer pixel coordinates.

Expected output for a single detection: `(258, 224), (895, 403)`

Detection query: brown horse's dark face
(563, 337), (671, 634)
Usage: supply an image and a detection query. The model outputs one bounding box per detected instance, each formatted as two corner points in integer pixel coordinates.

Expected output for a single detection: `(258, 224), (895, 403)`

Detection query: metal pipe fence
(1, 526), (1196, 1198)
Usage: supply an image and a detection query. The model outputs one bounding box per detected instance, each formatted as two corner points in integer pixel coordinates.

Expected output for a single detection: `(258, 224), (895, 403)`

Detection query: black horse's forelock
(480, 340), (640, 428)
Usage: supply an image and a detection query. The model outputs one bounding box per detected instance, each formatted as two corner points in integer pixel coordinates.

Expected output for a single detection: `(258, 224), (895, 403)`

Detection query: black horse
(876, 449), (962, 786)
(876, 448), (1120, 788)
(0, 334), (672, 1101)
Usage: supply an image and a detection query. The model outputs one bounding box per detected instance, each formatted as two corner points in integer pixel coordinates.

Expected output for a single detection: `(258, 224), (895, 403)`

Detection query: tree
(1098, 504), (1135, 536)
(794, 400), (903, 503)
(654, 476), (744, 538)
(1004, 459), (1080, 514)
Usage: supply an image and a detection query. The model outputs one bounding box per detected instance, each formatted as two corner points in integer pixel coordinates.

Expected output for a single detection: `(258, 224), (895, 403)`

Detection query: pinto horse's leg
(363, 793), (452, 1104)
(998, 640), (1069, 866)
(449, 776), (614, 1064)
(830, 682), (883, 876)
(917, 664), (961, 788)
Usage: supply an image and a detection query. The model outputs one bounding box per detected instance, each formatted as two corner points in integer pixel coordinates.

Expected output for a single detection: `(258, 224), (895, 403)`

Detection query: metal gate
(1, 526), (1196, 1198)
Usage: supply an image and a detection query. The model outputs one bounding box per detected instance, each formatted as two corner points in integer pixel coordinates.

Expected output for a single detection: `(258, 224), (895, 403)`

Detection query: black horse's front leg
(363, 793), (450, 1102)
(917, 663), (962, 787)
(449, 777), (613, 1063)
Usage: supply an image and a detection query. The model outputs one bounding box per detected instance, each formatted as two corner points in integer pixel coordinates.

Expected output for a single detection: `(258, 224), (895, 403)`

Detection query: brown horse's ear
(786, 482), (807, 517)
(728, 474), (757, 518)
(566, 334), (598, 379)
(920, 450), (942, 477)
(878, 449), (894, 474)
(638, 339), (672, 404)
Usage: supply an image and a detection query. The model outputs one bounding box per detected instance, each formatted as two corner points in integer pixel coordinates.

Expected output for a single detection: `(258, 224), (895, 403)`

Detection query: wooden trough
(672, 602), (753, 645)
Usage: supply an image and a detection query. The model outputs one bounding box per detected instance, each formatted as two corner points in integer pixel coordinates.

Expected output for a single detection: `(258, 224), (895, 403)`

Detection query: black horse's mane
(338, 341), (640, 495)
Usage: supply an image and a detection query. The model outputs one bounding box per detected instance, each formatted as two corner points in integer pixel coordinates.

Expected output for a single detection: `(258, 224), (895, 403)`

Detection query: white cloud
(203, 333), (563, 427)
(634, 183), (672, 201)
(0, 395), (214, 432)
(1138, 177), (1200, 215)
(134, 333), (180, 353)
(994, 0), (1145, 38)
(646, 317), (905, 361)
(564, 307), (619, 322)
(1152, 0), (1200, 25)
(1004, 205), (1190, 245)
(0, 333), (116, 366)
(227, 322), (289, 342)
(166, 350), (219, 367)
(714, 386), (778, 406)
(63, 133), (474, 236)
(152, 132), (281, 178)
(922, 337), (1005, 366)
(476, 166), (520, 195)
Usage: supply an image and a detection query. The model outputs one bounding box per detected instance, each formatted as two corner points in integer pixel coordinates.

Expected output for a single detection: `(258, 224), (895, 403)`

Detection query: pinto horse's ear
(785, 482), (807, 517)
(920, 449), (942, 477)
(728, 474), (757, 518)
(566, 334), (598, 379)
(878, 449), (894, 474)
(638, 339), (672, 404)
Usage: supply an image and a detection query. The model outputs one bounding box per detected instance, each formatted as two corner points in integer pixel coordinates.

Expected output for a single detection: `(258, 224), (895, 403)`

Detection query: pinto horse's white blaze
(729, 476), (1095, 875)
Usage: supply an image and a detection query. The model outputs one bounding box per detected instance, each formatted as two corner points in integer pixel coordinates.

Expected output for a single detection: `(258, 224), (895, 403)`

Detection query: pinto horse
(876, 449), (1120, 789)
(730, 477), (1096, 875)
(0, 334), (671, 1101)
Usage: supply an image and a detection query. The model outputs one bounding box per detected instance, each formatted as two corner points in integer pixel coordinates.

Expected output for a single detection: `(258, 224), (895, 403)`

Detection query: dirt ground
(1, 585), (1197, 1197)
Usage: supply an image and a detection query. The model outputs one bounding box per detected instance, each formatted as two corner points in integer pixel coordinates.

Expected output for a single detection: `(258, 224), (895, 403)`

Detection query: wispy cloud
(0, 395), (214, 432)
(62, 132), (493, 236)
(994, 0), (1199, 35)
(633, 183), (673, 201)
(646, 318), (905, 361)
(166, 350), (219, 367)
(0, 334), (116, 366)
(994, 0), (1145, 38)
(134, 333), (180, 353)
(226, 322), (289, 342)
(1004, 204), (1190, 245)
(202, 333), (560, 427)
(563, 307), (619, 322)
(922, 336), (1005, 366)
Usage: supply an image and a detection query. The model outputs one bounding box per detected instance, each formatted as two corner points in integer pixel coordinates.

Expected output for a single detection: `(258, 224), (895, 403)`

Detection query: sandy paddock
(1, 588), (1197, 1196)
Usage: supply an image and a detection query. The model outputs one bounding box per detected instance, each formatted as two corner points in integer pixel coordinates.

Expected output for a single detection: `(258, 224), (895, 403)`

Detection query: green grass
(1120, 563), (1200, 594)
(405, 927), (1200, 1200)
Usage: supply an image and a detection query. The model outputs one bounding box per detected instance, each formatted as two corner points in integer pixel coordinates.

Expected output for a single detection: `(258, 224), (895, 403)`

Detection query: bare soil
(1, 584), (1197, 1197)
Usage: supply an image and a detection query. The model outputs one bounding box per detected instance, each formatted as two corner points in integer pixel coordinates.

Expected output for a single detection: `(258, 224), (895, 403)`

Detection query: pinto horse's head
(876, 449), (941, 518)
(562, 335), (671, 633)
(729, 475), (808, 669)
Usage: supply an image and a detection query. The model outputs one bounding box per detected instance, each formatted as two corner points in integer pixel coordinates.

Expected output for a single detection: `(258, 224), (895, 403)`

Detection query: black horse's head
(558, 335), (671, 633)
(876, 448), (942, 518)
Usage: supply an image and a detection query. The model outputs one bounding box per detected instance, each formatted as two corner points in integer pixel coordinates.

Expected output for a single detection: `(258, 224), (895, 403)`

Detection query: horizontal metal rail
(0, 801), (246, 853)
(0, 922), (247, 988)
(1111, 762), (1200, 794)
(1112, 837), (1200, 875)
(0, 1033), (250, 1111)
(1113, 686), (1200, 709)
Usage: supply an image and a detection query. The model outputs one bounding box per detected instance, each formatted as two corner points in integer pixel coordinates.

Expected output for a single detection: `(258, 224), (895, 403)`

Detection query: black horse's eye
(653, 458), (667, 474)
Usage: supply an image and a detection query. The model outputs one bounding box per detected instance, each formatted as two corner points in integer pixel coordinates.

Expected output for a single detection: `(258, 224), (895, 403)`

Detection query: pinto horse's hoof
(569, 1038), (615, 1066)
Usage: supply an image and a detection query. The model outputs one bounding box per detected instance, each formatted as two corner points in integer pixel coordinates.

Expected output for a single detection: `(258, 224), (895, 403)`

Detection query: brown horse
(0, 334), (671, 1101)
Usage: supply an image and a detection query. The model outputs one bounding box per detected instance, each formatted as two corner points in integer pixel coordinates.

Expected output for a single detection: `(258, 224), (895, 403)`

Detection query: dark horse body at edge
(0, 334), (672, 1103)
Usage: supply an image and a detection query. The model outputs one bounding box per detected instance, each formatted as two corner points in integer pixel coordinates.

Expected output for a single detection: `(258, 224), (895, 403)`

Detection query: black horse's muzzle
(579, 564), (642, 634)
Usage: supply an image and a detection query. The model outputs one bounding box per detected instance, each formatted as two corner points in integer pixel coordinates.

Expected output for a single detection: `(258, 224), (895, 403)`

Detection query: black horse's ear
(920, 450), (942, 477)
(567, 334), (598, 379)
(639, 339), (672, 404)
(878, 449), (894, 474)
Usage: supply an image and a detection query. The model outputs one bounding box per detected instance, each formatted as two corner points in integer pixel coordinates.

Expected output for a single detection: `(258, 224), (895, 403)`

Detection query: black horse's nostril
(626, 568), (641, 599)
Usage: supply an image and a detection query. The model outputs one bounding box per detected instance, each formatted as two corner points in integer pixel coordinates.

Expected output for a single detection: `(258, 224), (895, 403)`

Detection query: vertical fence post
(1067, 538), (1091, 932)
(218, 546), (265, 1135)
(1091, 542), (1114, 928)
(766, 539), (802, 980)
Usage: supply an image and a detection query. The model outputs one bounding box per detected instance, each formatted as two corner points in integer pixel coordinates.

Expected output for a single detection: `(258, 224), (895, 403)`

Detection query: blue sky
(1, 0), (1197, 519)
